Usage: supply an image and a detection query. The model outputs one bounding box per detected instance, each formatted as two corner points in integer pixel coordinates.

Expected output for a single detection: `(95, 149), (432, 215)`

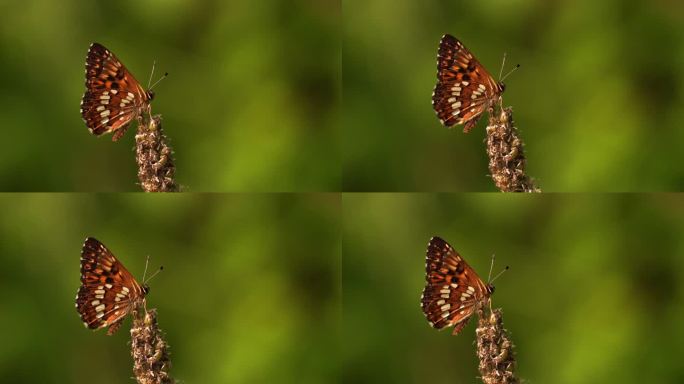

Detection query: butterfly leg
(463, 114), (483, 133)
(112, 125), (130, 141)
(106, 317), (125, 335)
(451, 316), (472, 335)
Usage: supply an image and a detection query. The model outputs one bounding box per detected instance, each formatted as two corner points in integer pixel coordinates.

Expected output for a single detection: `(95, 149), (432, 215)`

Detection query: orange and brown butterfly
(432, 35), (513, 133)
(75, 237), (149, 335)
(80, 43), (157, 141)
(420, 236), (498, 335)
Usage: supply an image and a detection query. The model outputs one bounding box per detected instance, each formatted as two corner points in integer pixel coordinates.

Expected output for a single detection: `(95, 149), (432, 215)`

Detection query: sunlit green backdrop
(343, 0), (684, 191)
(0, 193), (340, 383)
(0, 1), (339, 191)
(343, 194), (684, 383)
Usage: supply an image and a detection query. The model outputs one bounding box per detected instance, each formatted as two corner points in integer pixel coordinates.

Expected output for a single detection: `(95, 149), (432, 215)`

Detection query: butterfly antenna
(499, 53), (507, 81)
(142, 255), (150, 282)
(147, 60), (156, 89)
(488, 253), (496, 282)
(149, 71), (168, 91)
(487, 253), (509, 284)
(490, 265), (510, 284)
(144, 263), (164, 284)
(501, 63), (520, 83)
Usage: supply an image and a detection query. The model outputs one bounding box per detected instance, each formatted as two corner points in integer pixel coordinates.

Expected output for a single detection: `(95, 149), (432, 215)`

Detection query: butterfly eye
(147, 90), (155, 100)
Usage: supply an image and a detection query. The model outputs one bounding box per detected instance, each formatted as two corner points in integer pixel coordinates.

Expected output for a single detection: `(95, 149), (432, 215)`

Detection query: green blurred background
(343, 0), (684, 191)
(343, 193), (684, 383)
(0, 193), (340, 383)
(0, 0), (339, 191)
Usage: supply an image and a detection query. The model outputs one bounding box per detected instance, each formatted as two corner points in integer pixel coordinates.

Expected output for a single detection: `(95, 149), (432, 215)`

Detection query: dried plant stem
(135, 115), (179, 192)
(476, 307), (519, 384)
(131, 308), (175, 384)
(485, 107), (540, 192)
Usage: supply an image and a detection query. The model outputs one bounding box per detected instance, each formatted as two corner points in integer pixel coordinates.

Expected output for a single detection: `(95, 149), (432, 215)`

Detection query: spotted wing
(431, 35), (503, 132)
(75, 237), (145, 335)
(80, 43), (149, 141)
(421, 236), (491, 335)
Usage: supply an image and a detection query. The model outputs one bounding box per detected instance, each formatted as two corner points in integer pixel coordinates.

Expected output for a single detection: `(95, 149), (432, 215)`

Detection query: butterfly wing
(421, 236), (491, 335)
(80, 43), (150, 141)
(76, 237), (145, 335)
(432, 35), (504, 132)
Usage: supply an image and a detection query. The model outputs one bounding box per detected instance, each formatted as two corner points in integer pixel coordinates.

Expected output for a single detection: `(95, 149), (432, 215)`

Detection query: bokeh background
(0, 193), (340, 383)
(343, 0), (684, 191)
(0, 0), (339, 191)
(343, 193), (684, 383)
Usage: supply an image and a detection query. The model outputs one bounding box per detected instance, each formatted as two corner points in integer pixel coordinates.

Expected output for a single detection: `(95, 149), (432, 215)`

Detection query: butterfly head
(147, 69), (168, 100)
(497, 63), (519, 97)
(141, 261), (163, 295)
(498, 82), (506, 93)
(486, 262), (509, 298)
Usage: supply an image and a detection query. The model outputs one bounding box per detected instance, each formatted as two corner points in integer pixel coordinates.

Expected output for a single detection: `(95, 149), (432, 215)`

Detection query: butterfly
(432, 34), (512, 133)
(75, 237), (149, 335)
(421, 236), (497, 335)
(80, 43), (156, 141)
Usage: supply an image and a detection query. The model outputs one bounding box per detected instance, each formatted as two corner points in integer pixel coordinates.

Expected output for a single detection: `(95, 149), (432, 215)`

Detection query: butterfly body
(432, 35), (505, 132)
(421, 236), (494, 335)
(75, 237), (148, 335)
(80, 43), (153, 141)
